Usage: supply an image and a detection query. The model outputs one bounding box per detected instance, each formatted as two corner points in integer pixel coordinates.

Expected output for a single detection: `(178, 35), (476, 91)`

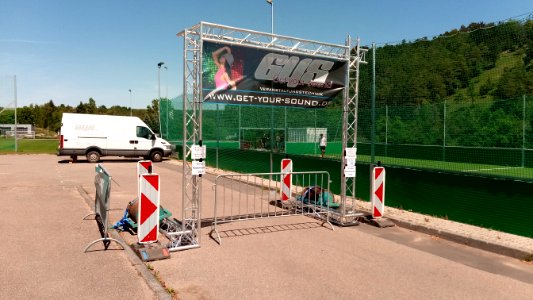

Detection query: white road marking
(463, 166), (523, 172)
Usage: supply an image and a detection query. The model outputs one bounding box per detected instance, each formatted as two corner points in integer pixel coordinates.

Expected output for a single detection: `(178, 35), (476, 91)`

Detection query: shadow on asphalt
(355, 224), (533, 285)
(83, 246), (125, 253)
(57, 158), (171, 164)
(211, 221), (324, 242)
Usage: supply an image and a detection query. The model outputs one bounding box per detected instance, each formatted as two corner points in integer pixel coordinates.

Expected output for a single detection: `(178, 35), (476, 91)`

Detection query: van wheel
(150, 150), (163, 162)
(86, 151), (100, 163)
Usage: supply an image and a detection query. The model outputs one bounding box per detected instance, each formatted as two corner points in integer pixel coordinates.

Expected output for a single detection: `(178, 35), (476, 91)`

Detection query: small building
(287, 127), (327, 143)
(0, 124), (35, 138)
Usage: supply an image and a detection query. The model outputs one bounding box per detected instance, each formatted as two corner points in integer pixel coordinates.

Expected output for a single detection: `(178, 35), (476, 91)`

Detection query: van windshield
(136, 126), (153, 139)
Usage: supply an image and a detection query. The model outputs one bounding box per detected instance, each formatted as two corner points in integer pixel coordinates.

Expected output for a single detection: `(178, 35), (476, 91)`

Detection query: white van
(58, 113), (174, 162)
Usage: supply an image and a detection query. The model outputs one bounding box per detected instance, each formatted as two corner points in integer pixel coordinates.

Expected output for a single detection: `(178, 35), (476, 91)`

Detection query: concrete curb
(77, 186), (172, 300)
(354, 204), (532, 260)
(388, 216), (532, 260)
(355, 211), (532, 259)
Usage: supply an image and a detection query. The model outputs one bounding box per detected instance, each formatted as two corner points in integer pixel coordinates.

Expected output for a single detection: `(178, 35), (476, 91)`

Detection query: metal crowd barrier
(83, 164), (124, 252)
(210, 171), (335, 244)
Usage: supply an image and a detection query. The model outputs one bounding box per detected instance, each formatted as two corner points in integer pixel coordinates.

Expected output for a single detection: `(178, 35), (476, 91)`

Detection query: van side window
(136, 126), (152, 139)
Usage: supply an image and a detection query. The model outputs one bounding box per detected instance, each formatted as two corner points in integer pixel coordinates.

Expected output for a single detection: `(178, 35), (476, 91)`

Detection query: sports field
(355, 154), (533, 180)
(4, 138), (532, 181)
(191, 140), (533, 181)
(0, 139), (57, 154)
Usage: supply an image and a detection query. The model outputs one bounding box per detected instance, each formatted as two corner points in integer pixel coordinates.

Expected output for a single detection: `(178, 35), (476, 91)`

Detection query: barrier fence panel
(210, 171), (334, 245)
(84, 164), (124, 252)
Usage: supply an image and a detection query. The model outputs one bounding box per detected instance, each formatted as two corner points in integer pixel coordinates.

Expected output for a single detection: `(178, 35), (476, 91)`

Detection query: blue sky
(0, 0), (531, 108)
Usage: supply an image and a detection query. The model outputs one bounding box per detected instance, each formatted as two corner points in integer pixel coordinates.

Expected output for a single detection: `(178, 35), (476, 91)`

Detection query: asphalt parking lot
(0, 154), (155, 299)
(1, 154), (532, 299)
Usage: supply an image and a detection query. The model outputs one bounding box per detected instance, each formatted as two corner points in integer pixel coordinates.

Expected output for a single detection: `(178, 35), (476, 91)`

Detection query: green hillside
(359, 19), (533, 106)
(354, 18), (533, 150)
(453, 49), (525, 102)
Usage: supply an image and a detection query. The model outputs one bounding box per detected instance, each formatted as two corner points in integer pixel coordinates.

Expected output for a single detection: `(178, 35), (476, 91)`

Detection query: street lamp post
(164, 66), (169, 139)
(164, 66), (168, 99)
(157, 62), (165, 135)
(266, 0), (274, 174)
(158, 62), (165, 99)
(129, 89), (132, 116)
(266, 0), (273, 34)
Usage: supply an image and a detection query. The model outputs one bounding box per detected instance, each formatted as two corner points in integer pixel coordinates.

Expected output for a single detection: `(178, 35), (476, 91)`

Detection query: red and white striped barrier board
(137, 160), (152, 199)
(371, 166), (386, 218)
(280, 159), (292, 201)
(138, 173), (160, 243)
(137, 160), (152, 177)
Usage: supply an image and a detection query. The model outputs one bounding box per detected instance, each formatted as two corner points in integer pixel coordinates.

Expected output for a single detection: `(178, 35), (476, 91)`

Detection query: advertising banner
(202, 40), (347, 108)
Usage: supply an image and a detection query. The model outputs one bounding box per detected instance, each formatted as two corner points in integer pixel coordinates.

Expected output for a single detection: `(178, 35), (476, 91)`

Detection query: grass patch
(0, 138), (57, 154)
(355, 154), (533, 181)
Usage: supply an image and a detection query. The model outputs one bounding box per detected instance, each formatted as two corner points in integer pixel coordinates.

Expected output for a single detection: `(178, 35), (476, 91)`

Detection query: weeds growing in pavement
(144, 263), (178, 299)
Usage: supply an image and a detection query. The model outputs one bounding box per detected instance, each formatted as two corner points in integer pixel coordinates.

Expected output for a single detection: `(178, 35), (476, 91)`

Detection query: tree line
(359, 19), (533, 106)
(353, 18), (533, 148)
(0, 98), (161, 134)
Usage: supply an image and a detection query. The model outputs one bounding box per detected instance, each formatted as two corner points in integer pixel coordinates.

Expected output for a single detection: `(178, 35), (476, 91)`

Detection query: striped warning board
(138, 173), (160, 244)
(280, 159), (292, 201)
(137, 160), (152, 199)
(371, 166), (386, 219)
(137, 160), (152, 177)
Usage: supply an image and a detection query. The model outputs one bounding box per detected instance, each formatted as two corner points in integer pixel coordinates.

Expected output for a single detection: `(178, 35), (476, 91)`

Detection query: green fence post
(284, 107), (287, 153)
(371, 43), (376, 164)
(238, 106), (241, 148)
(443, 100), (446, 162)
(314, 110), (317, 155)
(523, 94), (526, 168)
(385, 104), (388, 157)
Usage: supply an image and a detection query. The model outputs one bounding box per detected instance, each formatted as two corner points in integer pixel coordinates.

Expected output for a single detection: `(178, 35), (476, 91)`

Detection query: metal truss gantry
(168, 25), (203, 251)
(336, 36), (368, 225)
(174, 22), (366, 249)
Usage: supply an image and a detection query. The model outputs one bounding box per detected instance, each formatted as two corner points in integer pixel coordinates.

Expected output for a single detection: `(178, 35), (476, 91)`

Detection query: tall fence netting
(161, 14), (533, 182)
(0, 75), (16, 152)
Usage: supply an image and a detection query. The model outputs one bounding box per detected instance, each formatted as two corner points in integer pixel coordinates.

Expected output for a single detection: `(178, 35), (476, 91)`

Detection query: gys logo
(254, 53), (334, 88)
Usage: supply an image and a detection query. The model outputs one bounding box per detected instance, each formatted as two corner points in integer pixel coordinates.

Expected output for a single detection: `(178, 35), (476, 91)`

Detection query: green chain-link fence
(161, 14), (533, 237)
(355, 14), (533, 181)
(360, 97), (533, 180)
(161, 95), (532, 181)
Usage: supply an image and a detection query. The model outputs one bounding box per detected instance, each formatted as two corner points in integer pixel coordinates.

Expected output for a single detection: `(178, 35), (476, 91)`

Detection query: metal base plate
(368, 217), (395, 228)
(132, 243), (171, 262)
(329, 210), (368, 226)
